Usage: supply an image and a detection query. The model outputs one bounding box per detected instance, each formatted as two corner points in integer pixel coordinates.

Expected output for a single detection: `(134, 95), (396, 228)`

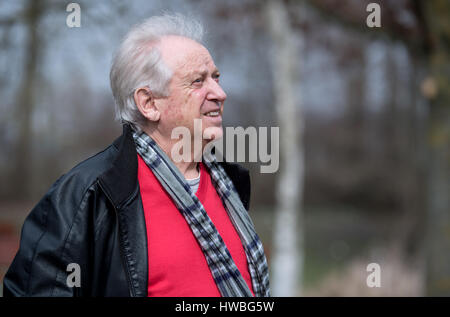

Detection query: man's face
(155, 36), (227, 143)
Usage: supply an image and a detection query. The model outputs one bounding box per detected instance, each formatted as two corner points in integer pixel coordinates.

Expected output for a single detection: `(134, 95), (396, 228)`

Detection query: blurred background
(1, 0), (449, 296)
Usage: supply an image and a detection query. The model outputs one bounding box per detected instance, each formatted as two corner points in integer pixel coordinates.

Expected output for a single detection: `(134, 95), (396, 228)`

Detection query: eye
(193, 78), (203, 84)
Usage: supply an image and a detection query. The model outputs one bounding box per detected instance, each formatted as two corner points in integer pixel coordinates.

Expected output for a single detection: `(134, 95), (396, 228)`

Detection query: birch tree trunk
(265, 0), (304, 296)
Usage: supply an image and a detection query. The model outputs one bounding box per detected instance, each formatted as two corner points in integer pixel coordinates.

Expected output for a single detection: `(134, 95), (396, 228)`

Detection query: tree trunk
(265, 0), (304, 296)
(11, 0), (44, 199)
(421, 0), (450, 296)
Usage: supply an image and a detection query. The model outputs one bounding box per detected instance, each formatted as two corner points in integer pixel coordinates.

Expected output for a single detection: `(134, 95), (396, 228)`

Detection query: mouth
(202, 109), (222, 125)
(203, 110), (221, 117)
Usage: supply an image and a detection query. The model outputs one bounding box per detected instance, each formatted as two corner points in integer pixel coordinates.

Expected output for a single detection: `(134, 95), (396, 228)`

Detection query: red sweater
(137, 155), (254, 297)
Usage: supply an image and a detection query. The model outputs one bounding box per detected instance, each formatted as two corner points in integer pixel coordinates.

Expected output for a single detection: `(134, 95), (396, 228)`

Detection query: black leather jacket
(3, 124), (251, 297)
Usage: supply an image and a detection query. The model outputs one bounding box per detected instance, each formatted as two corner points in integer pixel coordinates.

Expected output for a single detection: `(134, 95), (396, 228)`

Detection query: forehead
(158, 36), (216, 75)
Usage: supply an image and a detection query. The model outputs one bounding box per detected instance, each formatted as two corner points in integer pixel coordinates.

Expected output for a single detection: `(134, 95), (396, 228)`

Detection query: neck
(175, 160), (199, 179)
(142, 125), (201, 180)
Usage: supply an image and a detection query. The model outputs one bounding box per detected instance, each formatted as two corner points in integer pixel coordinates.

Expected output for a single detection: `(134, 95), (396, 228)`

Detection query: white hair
(110, 14), (204, 127)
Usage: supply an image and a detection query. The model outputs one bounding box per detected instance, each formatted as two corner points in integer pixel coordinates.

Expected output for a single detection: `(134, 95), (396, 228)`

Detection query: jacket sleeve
(2, 175), (93, 297)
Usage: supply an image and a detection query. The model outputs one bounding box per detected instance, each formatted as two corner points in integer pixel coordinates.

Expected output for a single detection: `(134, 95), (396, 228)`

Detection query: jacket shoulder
(219, 162), (251, 210)
(62, 142), (119, 189)
(33, 141), (120, 214)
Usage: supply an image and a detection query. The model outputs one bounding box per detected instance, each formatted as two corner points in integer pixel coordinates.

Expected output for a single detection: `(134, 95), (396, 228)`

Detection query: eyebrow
(182, 68), (220, 81)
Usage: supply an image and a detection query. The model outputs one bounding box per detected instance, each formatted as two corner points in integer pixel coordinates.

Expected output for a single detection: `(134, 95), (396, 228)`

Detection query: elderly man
(3, 14), (270, 297)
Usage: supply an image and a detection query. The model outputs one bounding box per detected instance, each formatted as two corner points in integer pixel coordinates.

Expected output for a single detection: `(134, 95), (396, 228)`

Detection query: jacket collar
(99, 123), (139, 209)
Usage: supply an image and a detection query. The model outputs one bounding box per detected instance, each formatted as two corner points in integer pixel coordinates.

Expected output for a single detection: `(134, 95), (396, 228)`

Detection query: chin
(203, 126), (223, 141)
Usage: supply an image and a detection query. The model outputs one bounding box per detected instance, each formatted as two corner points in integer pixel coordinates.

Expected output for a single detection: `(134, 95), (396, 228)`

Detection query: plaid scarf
(132, 129), (270, 297)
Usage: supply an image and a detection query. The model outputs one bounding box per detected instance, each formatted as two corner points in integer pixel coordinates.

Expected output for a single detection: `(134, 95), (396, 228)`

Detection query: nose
(207, 78), (227, 105)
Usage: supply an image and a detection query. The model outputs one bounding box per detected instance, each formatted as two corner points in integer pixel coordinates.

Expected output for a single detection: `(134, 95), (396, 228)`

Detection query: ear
(134, 87), (160, 122)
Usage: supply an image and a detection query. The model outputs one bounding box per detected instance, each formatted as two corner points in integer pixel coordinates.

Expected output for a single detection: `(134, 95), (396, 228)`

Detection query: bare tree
(0, 0), (129, 199)
(9, 0), (45, 198)
(265, 0), (304, 296)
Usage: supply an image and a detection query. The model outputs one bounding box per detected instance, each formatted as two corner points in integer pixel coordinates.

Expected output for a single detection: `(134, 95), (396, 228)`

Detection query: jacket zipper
(98, 180), (135, 297)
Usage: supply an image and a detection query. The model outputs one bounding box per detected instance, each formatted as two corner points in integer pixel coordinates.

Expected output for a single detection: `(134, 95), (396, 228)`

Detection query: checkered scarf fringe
(133, 130), (270, 297)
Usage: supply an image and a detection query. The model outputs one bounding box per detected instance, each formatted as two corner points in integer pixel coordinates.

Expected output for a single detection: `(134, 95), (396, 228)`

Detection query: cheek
(168, 108), (186, 127)
(163, 90), (206, 126)
(191, 88), (207, 105)
(164, 96), (185, 121)
(182, 90), (206, 118)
